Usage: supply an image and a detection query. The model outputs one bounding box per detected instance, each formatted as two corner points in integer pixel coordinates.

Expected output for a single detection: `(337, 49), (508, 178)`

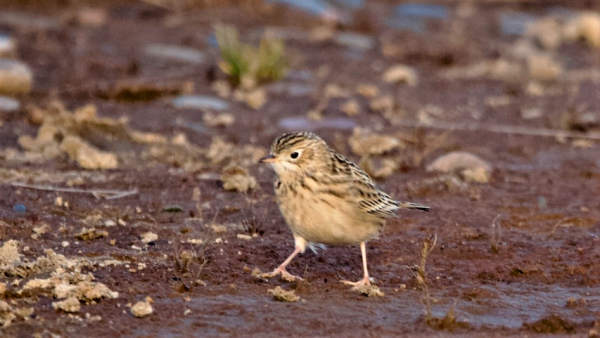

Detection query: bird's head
(259, 131), (328, 176)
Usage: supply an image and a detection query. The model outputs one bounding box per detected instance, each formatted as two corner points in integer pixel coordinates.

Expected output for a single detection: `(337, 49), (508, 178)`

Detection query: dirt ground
(1, 0), (600, 337)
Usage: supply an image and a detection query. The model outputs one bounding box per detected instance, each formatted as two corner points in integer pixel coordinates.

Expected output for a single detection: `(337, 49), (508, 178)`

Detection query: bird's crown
(271, 131), (322, 154)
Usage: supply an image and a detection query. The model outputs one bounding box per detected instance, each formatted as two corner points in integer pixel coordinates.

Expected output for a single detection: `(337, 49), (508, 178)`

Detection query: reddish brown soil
(1, 1), (600, 337)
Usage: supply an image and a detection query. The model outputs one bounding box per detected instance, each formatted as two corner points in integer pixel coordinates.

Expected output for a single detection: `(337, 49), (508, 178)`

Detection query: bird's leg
(341, 241), (371, 288)
(259, 246), (303, 282)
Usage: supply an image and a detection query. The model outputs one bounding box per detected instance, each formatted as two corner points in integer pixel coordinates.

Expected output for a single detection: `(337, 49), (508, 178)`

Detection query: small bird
(258, 131), (430, 287)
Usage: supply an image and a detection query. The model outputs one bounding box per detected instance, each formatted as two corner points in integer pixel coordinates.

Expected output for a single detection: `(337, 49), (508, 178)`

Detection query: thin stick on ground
(10, 182), (138, 200)
(416, 233), (438, 322)
(391, 119), (600, 140)
(490, 215), (501, 254)
(549, 217), (571, 236)
(192, 187), (202, 221)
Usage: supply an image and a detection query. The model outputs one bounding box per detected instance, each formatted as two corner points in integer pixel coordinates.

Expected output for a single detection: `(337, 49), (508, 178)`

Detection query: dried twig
(550, 217), (572, 235)
(10, 182), (137, 200)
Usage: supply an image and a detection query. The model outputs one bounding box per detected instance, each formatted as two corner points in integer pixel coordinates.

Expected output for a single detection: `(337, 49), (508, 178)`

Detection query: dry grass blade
(416, 233), (437, 322)
(394, 119), (600, 141)
(490, 215), (501, 253)
(10, 182), (137, 200)
(416, 234), (465, 330)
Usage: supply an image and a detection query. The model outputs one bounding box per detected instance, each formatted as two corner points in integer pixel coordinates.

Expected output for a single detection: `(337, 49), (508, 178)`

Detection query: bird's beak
(259, 154), (277, 163)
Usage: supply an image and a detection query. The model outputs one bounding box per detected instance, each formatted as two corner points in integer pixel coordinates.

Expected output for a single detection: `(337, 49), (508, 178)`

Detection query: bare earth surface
(0, 0), (600, 337)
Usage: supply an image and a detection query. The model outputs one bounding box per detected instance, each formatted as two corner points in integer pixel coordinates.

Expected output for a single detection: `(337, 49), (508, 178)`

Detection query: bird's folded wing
(326, 152), (399, 218)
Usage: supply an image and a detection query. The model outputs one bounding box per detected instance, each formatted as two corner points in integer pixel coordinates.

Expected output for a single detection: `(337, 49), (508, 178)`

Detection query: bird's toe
(340, 277), (371, 288)
(281, 270), (303, 282)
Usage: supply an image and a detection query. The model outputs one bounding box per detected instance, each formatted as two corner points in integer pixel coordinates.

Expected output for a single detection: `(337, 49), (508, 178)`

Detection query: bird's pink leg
(341, 241), (371, 288)
(259, 246), (303, 282)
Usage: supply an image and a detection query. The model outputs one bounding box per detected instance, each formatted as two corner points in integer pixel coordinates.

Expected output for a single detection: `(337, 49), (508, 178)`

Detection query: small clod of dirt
(131, 297), (154, 318)
(382, 64), (418, 86)
(348, 128), (402, 156)
(353, 284), (385, 297)
(52, 297), (81, 313)
(524, 314), (576, 333)
(267, 286), (300, 302)
(141, 232), (158, 244)
(203, 112), (235, 128)
(427, 151), (492, 183)
(75, 228), (108, 241)
(359, 157), (398, 179)
(0, 240), (22, 265)
(60, 135), (118, 170)
(221, 165), (257, 193)
(0, 301), (34, 328)
(341, 100), (360, 116)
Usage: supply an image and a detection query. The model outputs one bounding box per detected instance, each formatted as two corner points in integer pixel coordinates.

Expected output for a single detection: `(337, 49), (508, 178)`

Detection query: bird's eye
(290, 152), (299, 159)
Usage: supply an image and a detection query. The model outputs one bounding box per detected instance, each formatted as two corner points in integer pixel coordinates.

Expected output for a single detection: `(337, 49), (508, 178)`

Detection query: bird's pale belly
(276, 187), (384, 245)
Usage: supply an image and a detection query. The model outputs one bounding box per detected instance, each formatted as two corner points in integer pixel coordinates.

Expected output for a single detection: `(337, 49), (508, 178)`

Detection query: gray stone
(386, 3), (449, 34)
(0, 12), (58, 30)
(499, 12), (537, 36)
(145, 44), (205, 64)
(267, 83), (315, 97)
(278, 116), (356, 131)
(0, 96), (20, 112)
(264, 0), (346, 23)
(172, 95), (229, 111)
(335, 32), (373, 51)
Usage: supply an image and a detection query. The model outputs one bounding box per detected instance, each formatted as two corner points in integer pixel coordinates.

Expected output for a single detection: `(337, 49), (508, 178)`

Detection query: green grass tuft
(215, 24), (287, 88)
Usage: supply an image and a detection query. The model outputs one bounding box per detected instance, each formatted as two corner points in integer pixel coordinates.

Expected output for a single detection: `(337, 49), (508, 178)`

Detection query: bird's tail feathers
(397, 201), (430, 212)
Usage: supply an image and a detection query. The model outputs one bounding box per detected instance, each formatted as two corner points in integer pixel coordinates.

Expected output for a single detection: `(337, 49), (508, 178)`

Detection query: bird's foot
(340, 276), (372, 289)
(259, 267), (303, 282)
(341, 277), (383, 296)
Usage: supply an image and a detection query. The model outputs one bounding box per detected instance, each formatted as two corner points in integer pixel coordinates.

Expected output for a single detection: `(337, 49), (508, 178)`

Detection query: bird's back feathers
(325, 149), (427, 218)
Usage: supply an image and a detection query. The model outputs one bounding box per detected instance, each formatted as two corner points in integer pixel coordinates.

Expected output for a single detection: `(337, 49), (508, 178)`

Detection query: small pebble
(162, 205), (184, 213)
(172, 95), (229, 111)
(13, 204), (26, 213)
(0, 96), (19, 112)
